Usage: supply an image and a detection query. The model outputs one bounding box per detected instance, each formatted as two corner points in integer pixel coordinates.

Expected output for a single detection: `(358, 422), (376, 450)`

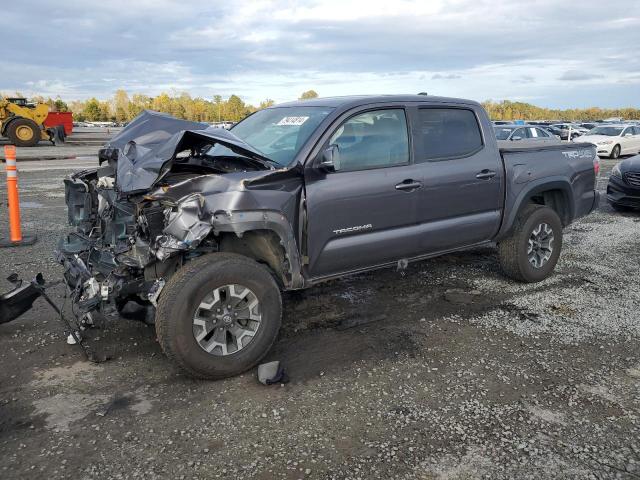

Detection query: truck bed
(496, 141), (599, 238)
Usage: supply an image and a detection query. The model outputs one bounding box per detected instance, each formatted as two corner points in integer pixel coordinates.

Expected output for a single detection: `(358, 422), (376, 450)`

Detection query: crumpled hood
(99, 110), (271, 193)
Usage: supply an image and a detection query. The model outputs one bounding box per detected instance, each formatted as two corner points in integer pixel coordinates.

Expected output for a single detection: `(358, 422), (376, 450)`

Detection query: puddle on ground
(33, 393), (110, 431)
(31, 361), (103, 388)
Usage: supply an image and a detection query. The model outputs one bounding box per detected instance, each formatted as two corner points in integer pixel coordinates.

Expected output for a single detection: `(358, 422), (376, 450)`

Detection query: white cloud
(2, 0), (639, 108)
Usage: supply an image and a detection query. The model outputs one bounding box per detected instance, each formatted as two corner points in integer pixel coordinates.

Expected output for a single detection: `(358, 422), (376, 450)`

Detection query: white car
(577, 124), (640, 159)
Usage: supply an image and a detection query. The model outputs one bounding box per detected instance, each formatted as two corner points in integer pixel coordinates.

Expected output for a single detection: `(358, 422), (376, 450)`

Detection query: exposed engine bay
(56, 110), (304, 321)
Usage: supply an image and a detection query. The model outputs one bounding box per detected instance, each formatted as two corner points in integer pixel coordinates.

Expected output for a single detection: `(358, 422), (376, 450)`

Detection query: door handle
(395, 179), (422, 191)
(476, 170), (497, 180)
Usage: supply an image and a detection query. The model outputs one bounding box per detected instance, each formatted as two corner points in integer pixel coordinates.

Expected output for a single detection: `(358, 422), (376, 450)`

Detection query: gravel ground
(0, 156), (639, 479)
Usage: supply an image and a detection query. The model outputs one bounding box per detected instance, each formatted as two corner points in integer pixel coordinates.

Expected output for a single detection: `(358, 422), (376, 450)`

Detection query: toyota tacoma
(48, 96), (600, 379)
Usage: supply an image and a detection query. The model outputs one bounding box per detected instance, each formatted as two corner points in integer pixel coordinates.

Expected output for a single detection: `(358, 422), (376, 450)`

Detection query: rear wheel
(498, 205), (563, 283)
(156, 253), (282, 379)
(6, 118), (40, 147)
(610, 144), (621, 159)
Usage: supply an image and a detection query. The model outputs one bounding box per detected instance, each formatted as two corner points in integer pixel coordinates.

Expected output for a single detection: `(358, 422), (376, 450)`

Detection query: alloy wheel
(192, 284), (262, 356)
(527, 223), (554, 268)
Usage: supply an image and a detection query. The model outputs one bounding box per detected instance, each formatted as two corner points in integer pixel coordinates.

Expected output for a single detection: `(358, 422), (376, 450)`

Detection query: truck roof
(274, 94), (481, 109)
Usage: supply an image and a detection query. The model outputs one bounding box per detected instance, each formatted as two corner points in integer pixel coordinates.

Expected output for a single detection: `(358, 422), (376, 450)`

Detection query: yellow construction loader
(0, 97), (65, 147)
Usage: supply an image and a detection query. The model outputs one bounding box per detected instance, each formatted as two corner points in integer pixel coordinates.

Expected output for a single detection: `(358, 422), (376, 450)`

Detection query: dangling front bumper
(0, 275), (40, 324)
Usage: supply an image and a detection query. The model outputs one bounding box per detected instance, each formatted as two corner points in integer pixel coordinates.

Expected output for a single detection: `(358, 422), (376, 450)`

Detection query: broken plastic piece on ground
(0, 273), (41, 324)
(258, 361), (289, 385)
(67, 331), (82, 345)
(81, 312), (94, 327)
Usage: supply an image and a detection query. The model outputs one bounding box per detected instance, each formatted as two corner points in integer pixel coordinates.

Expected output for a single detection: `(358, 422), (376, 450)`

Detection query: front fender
(211, 210), (304, 289)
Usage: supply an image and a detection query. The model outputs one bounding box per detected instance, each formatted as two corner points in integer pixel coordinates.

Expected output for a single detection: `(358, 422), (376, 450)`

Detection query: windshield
(495, 127), (515, 140)
(587, 126), (624, 136)
(207, 106), (333, 166)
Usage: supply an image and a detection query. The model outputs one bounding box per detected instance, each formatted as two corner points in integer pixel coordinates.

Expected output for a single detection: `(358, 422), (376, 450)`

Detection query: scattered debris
(258, 361), (289, 385)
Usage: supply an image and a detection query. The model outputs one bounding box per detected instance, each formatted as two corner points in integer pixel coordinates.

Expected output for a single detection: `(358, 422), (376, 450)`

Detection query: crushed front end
(57, 166), (191, 318)
(56, 110), (303, 321)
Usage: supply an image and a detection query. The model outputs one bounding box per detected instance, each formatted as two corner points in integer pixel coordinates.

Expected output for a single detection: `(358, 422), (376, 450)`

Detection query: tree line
(2, 89), (319, 123)
(482, 100), (640, 121)
(3, 90), (639, 122)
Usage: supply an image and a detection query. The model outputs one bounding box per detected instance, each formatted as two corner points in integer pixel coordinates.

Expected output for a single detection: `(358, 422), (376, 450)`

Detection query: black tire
(6, 118), (40, 147)
(497, 205), (563, 283)
(156, 253), (282, 380)
(610, 202), (631, 212)
(610, 144), (621, 159)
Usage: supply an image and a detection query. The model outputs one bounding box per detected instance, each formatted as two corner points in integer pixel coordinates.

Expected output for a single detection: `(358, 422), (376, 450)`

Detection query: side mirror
(511, 136), (522, 141)
(319, 145), (340, 171)
(624, 133), (633, 137)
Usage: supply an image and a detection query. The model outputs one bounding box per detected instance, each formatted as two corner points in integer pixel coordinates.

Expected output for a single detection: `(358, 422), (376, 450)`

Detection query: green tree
(212, 94), (223, 122)
(259, 98), (275, 109)
(299, 90), (319, 100)
(53, 98), (69, 112)
(226, 94), (246, 122)
(82, 98), (102, 121)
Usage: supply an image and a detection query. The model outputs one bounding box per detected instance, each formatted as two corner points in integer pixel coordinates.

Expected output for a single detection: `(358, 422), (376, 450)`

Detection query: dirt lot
(0, 155), (639, 479)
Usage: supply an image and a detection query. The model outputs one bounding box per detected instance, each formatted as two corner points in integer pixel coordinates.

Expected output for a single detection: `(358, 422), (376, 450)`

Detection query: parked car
(579, 124), (640, 158)
(607, 154), (640, 211)
(11, 97), (598, 379)
(494, 125), (559, 142)
(551, 124), (587, 140)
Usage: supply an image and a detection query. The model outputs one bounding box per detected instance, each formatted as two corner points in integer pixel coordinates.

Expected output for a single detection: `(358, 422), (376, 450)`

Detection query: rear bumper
(607, 175), (640, 207)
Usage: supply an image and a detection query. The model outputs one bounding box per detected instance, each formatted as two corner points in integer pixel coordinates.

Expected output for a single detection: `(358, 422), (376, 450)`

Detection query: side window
(329, 109), (409, 171)
(529, 127), (538, 138)
(536, 128), (550, 138)
(416, 108), (483, 161)
(633, 127), (640, 135)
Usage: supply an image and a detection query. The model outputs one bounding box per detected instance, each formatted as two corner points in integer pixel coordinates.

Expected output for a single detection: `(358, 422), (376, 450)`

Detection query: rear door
(409, 105), (503, 253)
(304, 106), (423, 278)
(620, 127), (636, 154)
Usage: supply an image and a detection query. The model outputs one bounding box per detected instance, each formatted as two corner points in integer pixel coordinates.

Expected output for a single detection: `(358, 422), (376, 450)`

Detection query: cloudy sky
(4, 0), (640, 108)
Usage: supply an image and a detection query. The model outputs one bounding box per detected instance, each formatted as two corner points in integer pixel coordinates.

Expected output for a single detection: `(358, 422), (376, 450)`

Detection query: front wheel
(610, 144), (621, 159)
(497, 205), (563, 283)
(7, 118), (41, 147)
(156, 253), (282, 379)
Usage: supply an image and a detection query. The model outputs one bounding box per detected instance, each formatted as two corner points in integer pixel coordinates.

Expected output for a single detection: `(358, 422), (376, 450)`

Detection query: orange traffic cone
(0, 145), (37, 247)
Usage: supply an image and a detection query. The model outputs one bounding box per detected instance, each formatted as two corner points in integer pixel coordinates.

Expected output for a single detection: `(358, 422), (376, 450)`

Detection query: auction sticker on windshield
(277, 116), (309, 126)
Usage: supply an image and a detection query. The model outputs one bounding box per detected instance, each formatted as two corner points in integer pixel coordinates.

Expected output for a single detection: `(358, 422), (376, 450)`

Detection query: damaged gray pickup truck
(54, 95), (599, 379)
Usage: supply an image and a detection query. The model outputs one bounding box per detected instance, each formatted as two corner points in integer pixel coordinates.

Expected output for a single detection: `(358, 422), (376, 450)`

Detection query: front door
(304, 107), (423, 278)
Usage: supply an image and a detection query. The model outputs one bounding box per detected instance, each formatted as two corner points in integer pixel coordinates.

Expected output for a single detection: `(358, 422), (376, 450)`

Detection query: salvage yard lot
(0, 157), (639, 479)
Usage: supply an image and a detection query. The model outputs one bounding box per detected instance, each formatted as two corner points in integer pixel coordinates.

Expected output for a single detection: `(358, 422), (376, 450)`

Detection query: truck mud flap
(0, 275), (41, 324)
